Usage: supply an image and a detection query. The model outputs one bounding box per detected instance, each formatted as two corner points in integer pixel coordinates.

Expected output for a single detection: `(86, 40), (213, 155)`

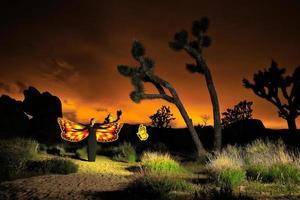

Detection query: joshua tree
(117, 41), (206, 156)
(221, 100), (253, 128)
(243, 60), (300, 131)
(169, 17), (222, 150)
(150, 105), (175, 128)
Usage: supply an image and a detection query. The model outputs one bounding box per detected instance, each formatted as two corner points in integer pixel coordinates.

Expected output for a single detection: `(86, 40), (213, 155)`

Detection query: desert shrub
(206, 145), (246, 191)
(27, 158), (78, 175)
(75, 146), (88, 160)
(217, 168), (246, 190)
(126, 176), (193, 200)
(112, 142), (137, 163)
(0, 137), (39, 158)
(244, 140), (300, 184)
(193, 185), (254, 200)
(246, 163), (300, 183)
(207, 145), (244, 172)
(0, 147), (29, 181)
(141, 151), (184, 174)
(0, 138), (39, 181)
(244, 139), (293, 166)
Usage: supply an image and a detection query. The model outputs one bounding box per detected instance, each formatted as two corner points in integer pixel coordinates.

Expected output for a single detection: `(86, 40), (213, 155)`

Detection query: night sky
(0, 0), (299, 128)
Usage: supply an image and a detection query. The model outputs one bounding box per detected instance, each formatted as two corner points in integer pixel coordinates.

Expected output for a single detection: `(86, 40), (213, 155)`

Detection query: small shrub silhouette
(150, 105), (175, 128)
(221, 100), (253, 127)
(27, 158), (78, 174)
(112, 142), (137, 163)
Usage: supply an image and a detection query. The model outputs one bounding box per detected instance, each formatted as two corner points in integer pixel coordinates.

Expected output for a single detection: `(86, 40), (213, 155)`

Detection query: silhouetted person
(87, 118), (97, 162)
(87, 111), (122, 161)
(58, 110), (122, 162)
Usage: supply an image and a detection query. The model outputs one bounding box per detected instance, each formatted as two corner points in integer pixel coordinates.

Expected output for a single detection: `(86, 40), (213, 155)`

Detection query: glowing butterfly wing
(96, 123), (123, 143)
(136, 124), (149, 141)
(57, 118), (89, 142)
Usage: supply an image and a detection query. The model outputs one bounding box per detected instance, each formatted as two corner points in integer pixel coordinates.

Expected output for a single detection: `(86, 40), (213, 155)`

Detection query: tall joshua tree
(117, 41), (206, 156)
(169, 17), (222, 150)
(243, 60), (300, 131)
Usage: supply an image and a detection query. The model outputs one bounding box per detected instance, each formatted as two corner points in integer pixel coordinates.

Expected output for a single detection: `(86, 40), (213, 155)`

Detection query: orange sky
(0, 0), (299, 128)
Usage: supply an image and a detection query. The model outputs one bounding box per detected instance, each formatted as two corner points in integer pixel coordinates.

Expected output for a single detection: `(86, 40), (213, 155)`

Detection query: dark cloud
(0, 0), (299, 128)
(0, 81), (27, 94)
(0, 82), (11, 93)
(15, 81), (27, 93)
(63, 111), (78, 122)
(42, 58), (79, 82)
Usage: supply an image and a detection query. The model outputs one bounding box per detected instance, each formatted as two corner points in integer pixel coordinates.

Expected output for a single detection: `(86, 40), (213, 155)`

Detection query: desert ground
(0, 156), (136, 200)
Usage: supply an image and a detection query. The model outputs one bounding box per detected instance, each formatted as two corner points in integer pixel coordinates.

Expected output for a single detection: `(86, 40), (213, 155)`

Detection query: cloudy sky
(0, 0), (299, 128)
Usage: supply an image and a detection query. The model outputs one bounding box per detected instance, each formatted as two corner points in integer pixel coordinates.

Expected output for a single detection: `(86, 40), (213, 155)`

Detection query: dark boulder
(22, 86), (62, 144)
(222, 119), (266, 145)
(0, 95), (29, 137)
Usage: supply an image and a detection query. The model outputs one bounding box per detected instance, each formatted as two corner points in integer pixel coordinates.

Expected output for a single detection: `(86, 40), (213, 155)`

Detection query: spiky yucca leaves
(243, 61), (300, 130)
(117, 40), (206, 156)
(169, 17), (222, 151)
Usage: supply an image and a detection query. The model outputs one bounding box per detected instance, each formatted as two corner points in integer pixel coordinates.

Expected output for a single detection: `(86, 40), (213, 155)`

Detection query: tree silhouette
(221, 100), (253, 128)
(169, 17), (222, 150)
(200, 114), (210, 127)
(243, 61), (300, 131)
(117, 41), (206, 156)
(150, 105), (175, 128)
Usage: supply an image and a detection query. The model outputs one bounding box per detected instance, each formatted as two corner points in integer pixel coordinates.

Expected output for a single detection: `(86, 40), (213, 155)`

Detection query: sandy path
(0, 156), (137, 200)
(0, 173), (134, 200)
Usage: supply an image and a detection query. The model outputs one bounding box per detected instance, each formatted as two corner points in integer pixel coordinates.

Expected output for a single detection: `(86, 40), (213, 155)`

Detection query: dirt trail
(0, 156), (136, 200)
(0, 173), (133, 200)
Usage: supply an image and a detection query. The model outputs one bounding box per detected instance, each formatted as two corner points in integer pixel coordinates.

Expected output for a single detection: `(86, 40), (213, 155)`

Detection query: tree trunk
(148, 73), (207, 157)
(287, 117), (297, 132)
(203, 65), (222, 151)
(174, 99), (206, 156)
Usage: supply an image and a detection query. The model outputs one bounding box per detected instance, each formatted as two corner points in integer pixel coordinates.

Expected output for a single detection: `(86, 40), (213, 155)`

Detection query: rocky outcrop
(222, 119), (266, 145)
(0, 95), (29, 137)
(0, 86), (62, 143)
(22, 86), (62, 143)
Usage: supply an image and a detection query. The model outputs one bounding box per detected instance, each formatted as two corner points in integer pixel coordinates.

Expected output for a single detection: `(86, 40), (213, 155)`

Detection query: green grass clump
(207, 145), (244, 172)
(126, 176), (193, 199)
(244, 140), (300, 185)
(27, 158), (78, 175)
(217, 168), (246, 189)
(0, 137), (39, 158)
(193, 185), (255, 200)
(206, 145), (246, 191)
(141, 151), (184, 174)
(112, 142), (137, 163)
(244, 139), (293, 166)
(0, 138), (39, 181)
(247, 163), (300, 183)
(0, 147), (29, 181)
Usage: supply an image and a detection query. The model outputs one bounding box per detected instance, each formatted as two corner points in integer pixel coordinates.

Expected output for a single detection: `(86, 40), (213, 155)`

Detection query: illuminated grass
(141, 151), (185, 174)
(72, 155), (135, 176)
(34, 152), (135, 176)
